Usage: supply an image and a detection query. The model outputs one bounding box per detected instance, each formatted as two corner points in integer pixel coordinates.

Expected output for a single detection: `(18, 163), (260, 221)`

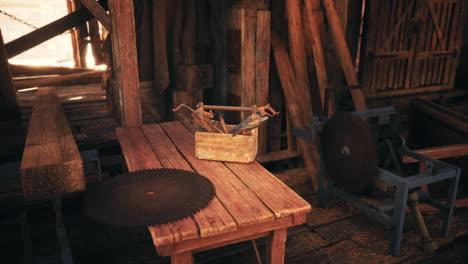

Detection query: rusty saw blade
(84, 168), (216, 226)
(320, 112), (378, 195)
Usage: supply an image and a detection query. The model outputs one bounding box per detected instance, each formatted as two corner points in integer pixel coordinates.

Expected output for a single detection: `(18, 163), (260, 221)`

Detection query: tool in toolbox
(84, 168), (216, 226)
(173, 102), (279, 135)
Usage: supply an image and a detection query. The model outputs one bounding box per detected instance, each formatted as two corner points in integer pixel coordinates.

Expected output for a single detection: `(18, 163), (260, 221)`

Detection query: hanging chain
(0, 9), (72, 36)
(0, 9), (38, 29)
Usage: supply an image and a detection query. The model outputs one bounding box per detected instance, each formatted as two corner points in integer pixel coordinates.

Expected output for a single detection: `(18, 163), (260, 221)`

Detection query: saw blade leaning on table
(84, 168), (216, 226)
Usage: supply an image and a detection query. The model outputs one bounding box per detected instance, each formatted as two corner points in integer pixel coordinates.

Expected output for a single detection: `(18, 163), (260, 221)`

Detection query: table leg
(266, 228), (287, 264)
(171, 251), (194, 264)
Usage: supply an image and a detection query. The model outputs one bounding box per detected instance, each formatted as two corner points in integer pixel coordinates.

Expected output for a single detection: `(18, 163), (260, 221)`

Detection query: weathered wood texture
(271, 32), (319, 191)
(79, 0), (112, 31)
(303, 0), (328, 108)
(195, 127), (258, 163)
(152, 0), (170, 93)
(413, 98), (468, 134)
(402, 144), (468, 163)
(14, 70), (104, 89)
(256, 11), (271, 155)
(227, 8), (257, 111)
(362, 0), (466, 98)
(5, 7), (94, 58)
(285, 0), (313, 119)
(10, 64), (89, 76)
(175, 64), (213, 90)
(108, 0), (142, 127)
(227, 8), (271, 155)
(20, 87), (85, 200)
(322, 0), (367, 111)
(116, 121), (311, 261)
(0, 29), (19, 120)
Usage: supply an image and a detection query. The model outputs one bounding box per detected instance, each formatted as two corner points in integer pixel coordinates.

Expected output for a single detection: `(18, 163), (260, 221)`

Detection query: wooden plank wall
(362, 0), (466, 98)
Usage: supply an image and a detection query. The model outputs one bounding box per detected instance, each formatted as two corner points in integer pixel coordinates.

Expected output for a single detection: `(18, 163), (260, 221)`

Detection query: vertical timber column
(255, 10), (271, 155)
(108, 0), (142, 127)
(0, 29), (20, 121)
(228, 7), (271, 154)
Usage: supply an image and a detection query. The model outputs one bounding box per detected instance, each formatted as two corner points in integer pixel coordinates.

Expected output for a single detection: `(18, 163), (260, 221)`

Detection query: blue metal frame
(294, 108), (461, 256)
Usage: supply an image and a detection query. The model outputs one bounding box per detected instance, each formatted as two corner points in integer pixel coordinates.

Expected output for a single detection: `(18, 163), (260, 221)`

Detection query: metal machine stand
(295, 107), (461, 255)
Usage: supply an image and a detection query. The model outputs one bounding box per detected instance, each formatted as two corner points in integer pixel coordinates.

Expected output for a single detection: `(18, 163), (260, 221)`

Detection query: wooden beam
(321, 0), (367, 111)
(402, 144), (468, 163)
(303, 0), (328, 108)
(286, 0), (313, 119)
(5, 8), (93, 58)
(412, 99), (468, 134)
(0, 29), (20, 121)
(11, 64), (89, 76)
(20, 87), (85, 200)
(14, 70), (104, 89)
(271, 32), (319, 191)
(79, 0), (112, 32)
(108, 0), (142, 127)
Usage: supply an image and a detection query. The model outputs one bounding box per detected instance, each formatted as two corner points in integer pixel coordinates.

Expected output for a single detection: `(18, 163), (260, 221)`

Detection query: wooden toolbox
(195, 125), (258, 163)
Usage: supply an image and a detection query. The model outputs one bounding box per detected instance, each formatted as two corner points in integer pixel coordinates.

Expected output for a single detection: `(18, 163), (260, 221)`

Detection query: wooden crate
(195, 126), (258, 163)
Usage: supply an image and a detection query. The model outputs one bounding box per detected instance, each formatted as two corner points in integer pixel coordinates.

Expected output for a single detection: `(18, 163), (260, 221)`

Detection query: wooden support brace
(5, 8), (94, 58)
(79, 0), (112, 32)
(321, 0), (367, 111)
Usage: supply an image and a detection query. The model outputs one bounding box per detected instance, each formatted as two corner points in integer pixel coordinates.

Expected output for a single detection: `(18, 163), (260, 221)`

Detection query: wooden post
(108, 0), (142, 127)
(256, 10), (271, 155)
(321, 0), (367, 111)
(0, 29), (20, 121)
(228, 7), (257, 121)
(228, 8), (271, 154)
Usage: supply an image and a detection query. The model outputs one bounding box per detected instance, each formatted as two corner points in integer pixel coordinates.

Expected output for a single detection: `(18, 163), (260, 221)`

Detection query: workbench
(116, 121), (311, 264)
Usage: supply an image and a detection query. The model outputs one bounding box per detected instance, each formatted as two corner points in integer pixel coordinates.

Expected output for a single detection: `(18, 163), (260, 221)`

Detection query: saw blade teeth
(84, 168), (216, 227)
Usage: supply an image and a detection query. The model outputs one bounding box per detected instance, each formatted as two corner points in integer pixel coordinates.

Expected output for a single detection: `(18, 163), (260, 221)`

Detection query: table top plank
(141, 124), (237, 238)
(160, 121), (275, 227)
(182, 122), (311, 218)
(225, 162), (311, 218)
(116, 127), (200, 245)
(116, 127), (162, 170)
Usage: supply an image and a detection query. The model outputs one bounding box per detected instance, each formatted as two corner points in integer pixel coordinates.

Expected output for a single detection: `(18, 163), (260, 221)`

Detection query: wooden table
(116, 121), (311, 263)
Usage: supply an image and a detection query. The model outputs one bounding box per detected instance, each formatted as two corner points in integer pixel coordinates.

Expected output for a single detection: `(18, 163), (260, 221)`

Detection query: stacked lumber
(20, 87), (85, 200)
(14, 70), (105, 89)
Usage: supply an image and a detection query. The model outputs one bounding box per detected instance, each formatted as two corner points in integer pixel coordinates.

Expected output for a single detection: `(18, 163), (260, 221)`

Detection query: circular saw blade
(320, 112), (378, 195)
(84, 168), (216, 226)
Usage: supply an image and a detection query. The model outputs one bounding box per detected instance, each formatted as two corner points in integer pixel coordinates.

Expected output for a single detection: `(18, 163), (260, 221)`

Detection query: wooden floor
(1, 191), (467, 264)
